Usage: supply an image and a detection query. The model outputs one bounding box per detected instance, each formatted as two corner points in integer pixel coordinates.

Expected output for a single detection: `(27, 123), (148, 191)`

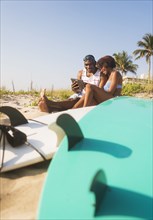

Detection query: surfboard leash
(29, 119), (48, 125)
(24, 141), (47, 161)
(0, 125), (47, 172)
(0, 127), (6, 172)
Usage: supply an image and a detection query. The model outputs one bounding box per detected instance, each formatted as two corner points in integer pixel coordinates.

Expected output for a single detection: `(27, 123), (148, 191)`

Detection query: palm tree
(113, 51), (138, 76)
(133, 33), (153, 80)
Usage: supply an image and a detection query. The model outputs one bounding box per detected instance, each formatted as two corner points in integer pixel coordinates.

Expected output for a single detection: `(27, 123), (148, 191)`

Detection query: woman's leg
(72, 96), (85, 108)
(83, 84), (113, 107)
(72, 90), (97, 109)
(83, 84), (94, 107)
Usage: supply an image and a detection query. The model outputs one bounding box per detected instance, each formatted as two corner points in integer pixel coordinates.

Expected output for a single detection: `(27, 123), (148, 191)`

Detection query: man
(38, 55), (101, 112)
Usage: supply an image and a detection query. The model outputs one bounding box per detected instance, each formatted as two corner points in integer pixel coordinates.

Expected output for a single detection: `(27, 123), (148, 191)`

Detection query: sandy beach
(0, 93), (152, 220)
(0, 95), (50, 220)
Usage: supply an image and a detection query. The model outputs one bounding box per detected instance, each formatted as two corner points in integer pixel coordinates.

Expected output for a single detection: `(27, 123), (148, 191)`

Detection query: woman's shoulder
(111, 69), (122, 78)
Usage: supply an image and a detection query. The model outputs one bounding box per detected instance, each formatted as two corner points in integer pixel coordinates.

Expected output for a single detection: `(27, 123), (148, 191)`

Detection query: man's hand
(71, 80), (80, 93)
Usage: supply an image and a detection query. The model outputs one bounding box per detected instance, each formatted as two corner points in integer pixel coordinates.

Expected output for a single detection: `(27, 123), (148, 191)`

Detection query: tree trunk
(148, 57), (151, 81)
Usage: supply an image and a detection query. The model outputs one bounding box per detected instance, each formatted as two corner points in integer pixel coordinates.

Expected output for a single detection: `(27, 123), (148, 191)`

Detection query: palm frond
(133, 33), (153, 80)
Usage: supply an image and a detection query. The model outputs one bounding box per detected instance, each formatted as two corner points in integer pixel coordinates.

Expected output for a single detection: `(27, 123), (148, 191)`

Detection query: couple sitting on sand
(38, 55), (122, 113)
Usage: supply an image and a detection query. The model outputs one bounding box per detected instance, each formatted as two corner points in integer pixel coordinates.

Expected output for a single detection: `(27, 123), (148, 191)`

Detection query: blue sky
(1, 0), (153, 91)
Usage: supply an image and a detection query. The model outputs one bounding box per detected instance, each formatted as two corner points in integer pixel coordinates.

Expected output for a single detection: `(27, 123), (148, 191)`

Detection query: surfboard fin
(56, 113), (84, 151)
(0, 106), (28, 126)
(90, 170), (107, 216)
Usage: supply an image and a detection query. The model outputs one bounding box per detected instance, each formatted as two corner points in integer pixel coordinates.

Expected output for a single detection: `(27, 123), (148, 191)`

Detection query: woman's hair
(97, 55), (116, 69)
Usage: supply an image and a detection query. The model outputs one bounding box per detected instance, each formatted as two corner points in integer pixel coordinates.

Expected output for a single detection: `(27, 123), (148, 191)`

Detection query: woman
(72, 55), (122, 108)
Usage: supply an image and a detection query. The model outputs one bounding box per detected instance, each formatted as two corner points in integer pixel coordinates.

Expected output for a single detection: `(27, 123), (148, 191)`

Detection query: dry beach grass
(0, 92), (152, 220)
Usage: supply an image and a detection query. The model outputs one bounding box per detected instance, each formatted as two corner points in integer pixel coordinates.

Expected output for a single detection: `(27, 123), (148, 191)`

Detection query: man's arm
(77, 70), (83, 80)
(71, 70), (83, 93)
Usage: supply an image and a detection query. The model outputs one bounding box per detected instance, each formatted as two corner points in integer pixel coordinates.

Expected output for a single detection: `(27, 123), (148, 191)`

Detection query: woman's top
(104, 80), (122, 92)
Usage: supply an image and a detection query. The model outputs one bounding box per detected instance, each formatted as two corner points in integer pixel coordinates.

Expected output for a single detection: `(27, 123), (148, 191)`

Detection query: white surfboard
(0, 106), (94, 172)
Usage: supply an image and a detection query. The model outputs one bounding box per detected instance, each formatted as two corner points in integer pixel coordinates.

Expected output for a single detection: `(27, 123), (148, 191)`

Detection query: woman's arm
(98, 73), (107, 88)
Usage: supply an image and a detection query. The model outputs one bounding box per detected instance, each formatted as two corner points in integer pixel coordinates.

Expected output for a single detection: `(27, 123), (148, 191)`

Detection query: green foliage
(113, 51), (138, 75)
(143, 82), (153, 93)
(0, 88), (13, 96)
(55, 89), (74, 100)
(43, 89), (73, 101)
(14, 90), (40, 96)
(0, 88), (73, 103)
(122, 84), (142, 95)
(0, 88), (40, 96)
(122, 82), (153, 96)
(29, 101), (38, 106)
(133, 33), (153, 80)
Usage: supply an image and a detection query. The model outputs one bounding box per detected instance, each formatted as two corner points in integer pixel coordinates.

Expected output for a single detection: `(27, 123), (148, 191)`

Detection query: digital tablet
(71, 78), (84, 91)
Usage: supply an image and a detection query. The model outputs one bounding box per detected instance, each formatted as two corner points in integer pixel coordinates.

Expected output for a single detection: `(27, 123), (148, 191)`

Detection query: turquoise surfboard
(38, 97), (153, 220)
